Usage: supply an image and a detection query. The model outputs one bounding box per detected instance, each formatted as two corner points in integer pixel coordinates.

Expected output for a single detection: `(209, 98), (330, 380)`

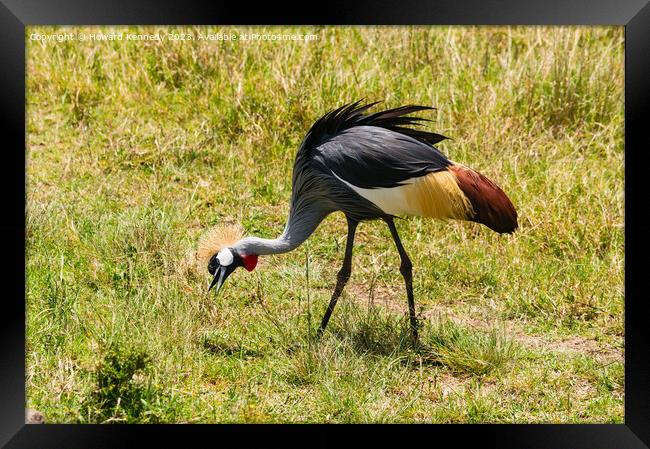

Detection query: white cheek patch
(216, 248), (234, 266)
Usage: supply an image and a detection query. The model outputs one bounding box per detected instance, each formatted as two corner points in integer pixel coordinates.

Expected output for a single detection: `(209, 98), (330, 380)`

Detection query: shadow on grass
(327, 307), (518, 376)
(330, 312), (417, 357)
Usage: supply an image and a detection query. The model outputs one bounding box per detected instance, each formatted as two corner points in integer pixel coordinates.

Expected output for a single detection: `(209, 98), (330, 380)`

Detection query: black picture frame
(4, 0), (649, 447)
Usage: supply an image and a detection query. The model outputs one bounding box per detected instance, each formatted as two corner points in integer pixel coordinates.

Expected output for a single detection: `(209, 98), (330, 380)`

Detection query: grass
(26, 25), (624, 423)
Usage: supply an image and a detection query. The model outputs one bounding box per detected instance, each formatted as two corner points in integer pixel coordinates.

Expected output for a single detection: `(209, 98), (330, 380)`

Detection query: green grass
(26, 25), (624, 423)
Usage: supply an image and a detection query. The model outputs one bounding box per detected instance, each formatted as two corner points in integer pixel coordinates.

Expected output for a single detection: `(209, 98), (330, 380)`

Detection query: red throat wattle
(242, 254), (258, 272)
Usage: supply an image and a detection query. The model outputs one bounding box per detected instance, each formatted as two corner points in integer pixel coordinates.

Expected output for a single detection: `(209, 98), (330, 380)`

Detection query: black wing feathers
(315, 127), (452, 189)
(301, 101), (453, 190)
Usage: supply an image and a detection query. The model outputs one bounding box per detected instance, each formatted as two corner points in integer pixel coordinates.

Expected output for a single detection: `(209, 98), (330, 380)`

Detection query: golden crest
(197, 222), (245, 268)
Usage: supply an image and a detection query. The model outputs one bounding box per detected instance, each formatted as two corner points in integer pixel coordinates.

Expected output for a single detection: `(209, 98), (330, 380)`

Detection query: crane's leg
(317, 217), (358, 337)
(385, 217), (418, 342)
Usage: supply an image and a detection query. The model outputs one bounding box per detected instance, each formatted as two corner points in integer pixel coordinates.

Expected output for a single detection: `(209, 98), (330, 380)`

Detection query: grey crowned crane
(198, 101), (518, 341)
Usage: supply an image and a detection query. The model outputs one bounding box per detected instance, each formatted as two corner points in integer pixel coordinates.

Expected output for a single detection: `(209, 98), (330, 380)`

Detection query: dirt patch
(511, 330), (623, 364)
(343, 280), (500, 323)
(432, 371), (468, 399)
(345, 281), (408, 315)
(26, 409), (45, 424)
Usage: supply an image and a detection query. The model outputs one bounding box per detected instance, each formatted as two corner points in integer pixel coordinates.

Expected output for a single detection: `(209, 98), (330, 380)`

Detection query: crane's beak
(208, 266), (225, 294)
(208, 264), (237, 295)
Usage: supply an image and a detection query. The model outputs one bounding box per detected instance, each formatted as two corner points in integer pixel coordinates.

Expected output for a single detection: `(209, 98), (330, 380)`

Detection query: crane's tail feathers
(448, 165), (518, 234)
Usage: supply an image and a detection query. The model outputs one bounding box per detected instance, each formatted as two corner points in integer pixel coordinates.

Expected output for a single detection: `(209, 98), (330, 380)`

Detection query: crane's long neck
(233, 205), (329, 256)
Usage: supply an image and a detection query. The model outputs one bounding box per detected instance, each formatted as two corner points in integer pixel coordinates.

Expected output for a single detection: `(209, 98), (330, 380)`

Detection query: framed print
(3, 0), (650, 447)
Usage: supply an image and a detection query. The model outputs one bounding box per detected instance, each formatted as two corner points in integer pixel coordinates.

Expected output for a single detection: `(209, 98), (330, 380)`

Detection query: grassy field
(26, 26), (624, 423)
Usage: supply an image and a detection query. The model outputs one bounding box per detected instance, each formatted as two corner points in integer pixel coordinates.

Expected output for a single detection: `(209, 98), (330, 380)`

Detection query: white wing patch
(331, 171), (414, 216)
(330, 169), (472, 219)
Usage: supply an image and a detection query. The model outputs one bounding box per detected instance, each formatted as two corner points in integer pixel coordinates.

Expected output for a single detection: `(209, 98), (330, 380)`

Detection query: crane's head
(197, 223), (258, 295)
